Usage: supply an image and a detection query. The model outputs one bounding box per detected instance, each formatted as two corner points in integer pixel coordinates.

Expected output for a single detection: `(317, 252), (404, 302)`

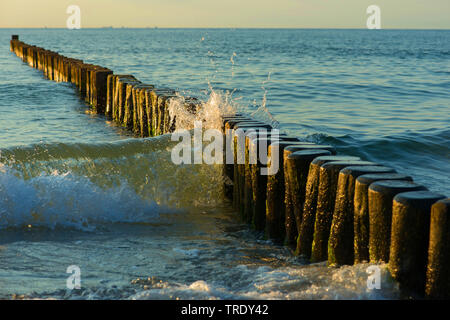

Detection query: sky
(0, 0), (449, 29)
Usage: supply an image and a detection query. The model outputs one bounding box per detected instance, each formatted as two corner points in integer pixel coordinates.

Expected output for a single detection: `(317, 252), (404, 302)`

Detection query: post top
(12, 35), (19, 40)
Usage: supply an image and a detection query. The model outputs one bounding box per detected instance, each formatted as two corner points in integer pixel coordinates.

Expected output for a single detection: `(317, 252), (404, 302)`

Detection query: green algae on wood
(353, 173), (413, 263)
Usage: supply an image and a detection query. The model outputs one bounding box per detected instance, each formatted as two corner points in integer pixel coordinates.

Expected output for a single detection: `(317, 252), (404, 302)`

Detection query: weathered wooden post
(353, 173), (413, 263)
(222, 116), (254, 199)
(46, 52), (56, 81)
(232, 126), (273, 215)
(243, 129), (282, 223)
(53, 54), (61, 82)
(144, 89), (154, 136)
(426, 198), (450, 299)
(93, 68), (113, 114)
(368, 180), (427, 263)
(234, 123), (273, 218)
(139, 86), (154, 136)
(282, 144), (336, 247)
(231, 122), (272, 211)
(266, 141), (328, 243)
(157, 91), (176, 135)
(389, 191), (445, 295)
(42, 50), (49, 78)
(117, 77), (141, 125)
(79, 64), (88, 98)
(132, 84), (154, 136)
(10, 35), (19, 54)
(112, 75), (137, 123)
(106, 74), (115, 117)
(284, 149), (333, 249)
(85, 64), (94, 103)
(296, 155), (360, 258)
(327, 165), (396, 266)
(132, 85), (142, 135)
(243, 131), (275, 213)
(123, 81), (136, 128)
(249, 136), (290, 230)
(149, 89), (175, 136)
(311, 160), (376, 263)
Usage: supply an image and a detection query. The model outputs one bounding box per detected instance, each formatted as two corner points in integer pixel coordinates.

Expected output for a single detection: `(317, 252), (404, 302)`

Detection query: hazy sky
(1, 0), (449, 29)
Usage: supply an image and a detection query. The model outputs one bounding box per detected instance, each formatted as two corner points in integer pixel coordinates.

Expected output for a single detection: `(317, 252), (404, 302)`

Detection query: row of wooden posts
(10, 35), (449, 299)
(9, 35), (200, 138)
(223, 115), (449, 298)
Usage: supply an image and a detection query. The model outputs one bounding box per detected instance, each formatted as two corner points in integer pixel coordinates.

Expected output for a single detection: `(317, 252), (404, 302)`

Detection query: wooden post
(284, 149), (332, 249)
(138, 85), (154, 136)
(327, 165), (396, 266)
(311, 160), (376, 263)
(281, 144), (335, 247)
(296, 155), (360, 258)
(248, 136), (284, 231)
(232, 127), (275, 213)
(243, 131), (281, 223)
(426, 198), (450, 299)
(265, 141), (325, 243)
(389, 191), (445, 295)
(368, 180), (427, 263)
(106, 74), (115, 117)
(233, 127), (273, 217)
(353, 173), (413, 263)
(94, 69), (113, 114)
(113, 75), (137, 123)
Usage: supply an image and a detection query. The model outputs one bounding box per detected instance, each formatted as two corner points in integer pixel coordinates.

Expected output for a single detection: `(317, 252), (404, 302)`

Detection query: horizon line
(1, 27), (450, 30)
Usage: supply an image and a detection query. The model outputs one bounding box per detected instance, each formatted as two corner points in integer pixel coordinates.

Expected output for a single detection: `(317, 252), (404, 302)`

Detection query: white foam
(173, 248), (201, 257)
(168, 85), (278, 133)
(130, 263), (399, 300)
(0, 167), (162, 231)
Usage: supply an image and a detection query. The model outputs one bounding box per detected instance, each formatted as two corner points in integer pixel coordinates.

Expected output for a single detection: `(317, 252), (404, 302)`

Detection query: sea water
(0, 28), (449, 299)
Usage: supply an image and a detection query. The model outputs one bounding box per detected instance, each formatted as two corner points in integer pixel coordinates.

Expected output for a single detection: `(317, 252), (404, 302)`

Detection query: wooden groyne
(10, 35), (449, 299)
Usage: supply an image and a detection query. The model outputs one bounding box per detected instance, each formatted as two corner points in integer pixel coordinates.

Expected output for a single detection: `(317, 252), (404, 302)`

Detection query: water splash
(168, 86), (237, 131)
(0, 167), (162, 231)
(0, 137), (225, 230)
(230, 52), (237, 77)
(250, 72), (279, 128)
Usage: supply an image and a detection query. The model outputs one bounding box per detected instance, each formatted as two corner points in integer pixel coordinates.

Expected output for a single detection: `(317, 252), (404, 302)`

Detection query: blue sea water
(0, 28), (448, 299)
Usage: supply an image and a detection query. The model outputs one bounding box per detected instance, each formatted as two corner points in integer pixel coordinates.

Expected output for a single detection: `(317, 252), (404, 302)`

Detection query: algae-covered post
(311, 160), (375, 263)
(221, 115), (252, 199)
(233, 123), (272, 220)
(281, 144), (336, 248)
(327, 165), (396, 266)
(368, 180), (427, 263)
(426, 199), (450, 299)
(248, 137), (280, 231)
(353, 173), (413, 263)
(284, 149), (332, 249)
(389, 191), (445, 295)
(231, 123), (272, 214)
(265, 141), (330, 243)
(243, 130), (277, 223)
(296, 155), (360, 259)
